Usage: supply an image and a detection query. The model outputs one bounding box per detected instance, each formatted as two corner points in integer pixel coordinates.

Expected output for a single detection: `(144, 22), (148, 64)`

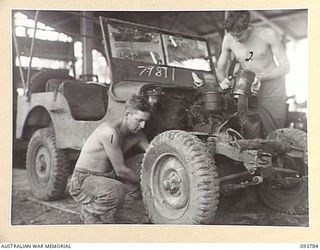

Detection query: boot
(99, 209), (116, 224)
(80, 207), (103, 224)
(114, 199), (152, 224)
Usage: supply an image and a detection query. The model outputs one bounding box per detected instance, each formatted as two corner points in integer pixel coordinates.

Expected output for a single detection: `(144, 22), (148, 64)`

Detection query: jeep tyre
(29, 69), (72, 93)
(26, 127), (69, 200)
(141, 130), (220, 224)
(258, 128), (308, 214)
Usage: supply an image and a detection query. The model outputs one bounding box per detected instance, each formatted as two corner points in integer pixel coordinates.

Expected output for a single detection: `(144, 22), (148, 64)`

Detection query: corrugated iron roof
(16, 9), (307, 42)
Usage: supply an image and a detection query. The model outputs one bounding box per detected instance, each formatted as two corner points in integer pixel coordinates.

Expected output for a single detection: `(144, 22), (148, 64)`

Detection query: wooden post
(80, 11), (94, 75)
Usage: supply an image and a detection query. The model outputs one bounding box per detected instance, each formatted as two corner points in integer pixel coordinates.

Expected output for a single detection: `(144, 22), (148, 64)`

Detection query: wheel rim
(265, 155), (306, 198)
(151, 153), (190, 220)
(33, 144), (51, 187)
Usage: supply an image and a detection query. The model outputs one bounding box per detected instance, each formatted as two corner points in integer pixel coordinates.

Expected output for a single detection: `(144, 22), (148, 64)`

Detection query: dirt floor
(11, 168), (309, 226)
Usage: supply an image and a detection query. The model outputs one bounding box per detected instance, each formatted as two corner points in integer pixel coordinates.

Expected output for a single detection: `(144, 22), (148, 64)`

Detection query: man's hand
(219, 78), (231, 90)
(251, 76), (261, 95)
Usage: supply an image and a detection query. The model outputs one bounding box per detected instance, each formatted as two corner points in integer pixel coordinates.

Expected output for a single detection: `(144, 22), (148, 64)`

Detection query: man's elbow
(284, 62), (290, 75)
(114, 166), (140, 183)
(280, 59), (290, 75)
(114, 168), (128, 179)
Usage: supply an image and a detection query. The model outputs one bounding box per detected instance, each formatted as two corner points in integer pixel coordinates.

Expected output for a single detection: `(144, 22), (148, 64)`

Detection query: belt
(74, 168), (115, 178)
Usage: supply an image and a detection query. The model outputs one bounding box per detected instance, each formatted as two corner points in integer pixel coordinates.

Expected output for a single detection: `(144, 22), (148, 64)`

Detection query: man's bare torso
(75, 122), (145, 173)
(226, 27), (277, 75)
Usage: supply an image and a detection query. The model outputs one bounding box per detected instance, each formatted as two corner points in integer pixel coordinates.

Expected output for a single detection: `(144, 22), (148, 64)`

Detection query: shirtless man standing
(217, 11), (290, 136)
(69, 95), (152, 224)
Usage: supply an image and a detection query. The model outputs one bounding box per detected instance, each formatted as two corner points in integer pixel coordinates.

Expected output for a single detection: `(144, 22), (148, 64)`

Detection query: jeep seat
(46, 78), (71, 92)
(58, 80), (108, 121)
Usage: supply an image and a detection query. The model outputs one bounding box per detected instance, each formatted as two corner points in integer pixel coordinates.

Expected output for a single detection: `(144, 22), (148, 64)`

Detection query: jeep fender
(16, 93), (102, 150)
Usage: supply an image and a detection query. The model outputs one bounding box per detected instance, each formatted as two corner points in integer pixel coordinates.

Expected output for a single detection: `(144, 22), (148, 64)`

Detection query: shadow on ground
(11, 169), (309, 226)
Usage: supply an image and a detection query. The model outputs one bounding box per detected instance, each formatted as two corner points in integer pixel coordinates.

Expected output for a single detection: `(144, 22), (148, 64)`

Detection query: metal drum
(203, 91), (226, 112)
(233, 69), (255, 96)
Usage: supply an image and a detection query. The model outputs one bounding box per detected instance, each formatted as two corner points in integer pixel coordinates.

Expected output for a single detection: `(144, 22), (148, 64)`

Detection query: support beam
(250, 10), (297, 42)
(224, 10), (228, 36)
(80, 11), (94, 75)
(53, 15), (76, 28)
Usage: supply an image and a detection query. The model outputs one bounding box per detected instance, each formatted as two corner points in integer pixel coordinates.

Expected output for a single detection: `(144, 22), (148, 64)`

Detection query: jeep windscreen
(163, 34), (211, 71)
(108, 22), (211, 72)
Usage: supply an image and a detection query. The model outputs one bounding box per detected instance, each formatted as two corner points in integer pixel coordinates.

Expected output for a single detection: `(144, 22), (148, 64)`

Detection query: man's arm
(258, 28), (290, 81)
(101, 127), (140, 183)
(137, 132), (149, 151)
(216, 35), (232, 82)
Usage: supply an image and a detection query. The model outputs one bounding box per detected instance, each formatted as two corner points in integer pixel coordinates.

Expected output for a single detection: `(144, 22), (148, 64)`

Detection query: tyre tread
(26, 128), (70, 200)
(141, 130), (219, 224)
(258, 128), (308, 214)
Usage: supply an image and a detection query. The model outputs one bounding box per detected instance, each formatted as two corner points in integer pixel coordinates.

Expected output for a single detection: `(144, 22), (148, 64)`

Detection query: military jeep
(15, 17), (308, 224)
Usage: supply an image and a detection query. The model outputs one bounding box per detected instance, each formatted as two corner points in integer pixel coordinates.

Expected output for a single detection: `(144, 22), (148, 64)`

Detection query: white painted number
(137, 65), (173, 81)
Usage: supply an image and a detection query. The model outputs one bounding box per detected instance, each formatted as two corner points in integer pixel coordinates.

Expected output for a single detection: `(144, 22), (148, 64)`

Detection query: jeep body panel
(16, 81), (194, 149)
(16, 93), (101, 149)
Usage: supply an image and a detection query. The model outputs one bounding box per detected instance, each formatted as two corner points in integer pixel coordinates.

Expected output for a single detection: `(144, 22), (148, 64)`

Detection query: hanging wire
(216, 111), (238, 132)
(25, 10), (40, 98)
(226, 128), (244, 140)
(12, 30), (26, 92)
(225, 128), (244, 149)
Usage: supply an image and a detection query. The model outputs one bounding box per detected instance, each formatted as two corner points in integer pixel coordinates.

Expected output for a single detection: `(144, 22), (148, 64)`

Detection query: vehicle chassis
(14, 15), (308, 225)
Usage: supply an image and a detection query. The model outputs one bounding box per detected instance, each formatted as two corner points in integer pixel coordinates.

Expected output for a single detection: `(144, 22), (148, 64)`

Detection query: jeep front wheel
(141, 130), (219, 224)
(26, 127), (69, 200)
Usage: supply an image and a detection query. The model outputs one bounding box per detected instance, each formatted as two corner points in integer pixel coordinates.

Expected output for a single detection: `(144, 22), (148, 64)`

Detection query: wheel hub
(34, 145), (51, 184)
(162, 171), (182, 196)
(274, 156), (305, 189)
(36, 155), (47, 172)
(152, 153), (190, 219)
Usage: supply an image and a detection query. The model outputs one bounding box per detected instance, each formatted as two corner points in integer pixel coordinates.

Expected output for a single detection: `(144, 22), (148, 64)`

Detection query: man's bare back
(75, 121), (148, 174)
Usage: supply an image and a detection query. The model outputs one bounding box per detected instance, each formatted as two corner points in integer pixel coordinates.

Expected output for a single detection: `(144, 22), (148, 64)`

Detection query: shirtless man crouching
(69, 95), (152, 224)
(217, 11), (290, 136)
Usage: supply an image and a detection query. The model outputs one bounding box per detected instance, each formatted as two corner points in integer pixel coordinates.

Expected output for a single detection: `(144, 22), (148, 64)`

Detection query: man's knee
(87, 181), (126, 215)
(99, 181), (126, 204)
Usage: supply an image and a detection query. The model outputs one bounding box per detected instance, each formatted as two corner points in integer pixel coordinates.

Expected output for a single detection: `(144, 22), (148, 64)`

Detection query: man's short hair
(125, 95), (151, 113)
(224, 11), (251, 33)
